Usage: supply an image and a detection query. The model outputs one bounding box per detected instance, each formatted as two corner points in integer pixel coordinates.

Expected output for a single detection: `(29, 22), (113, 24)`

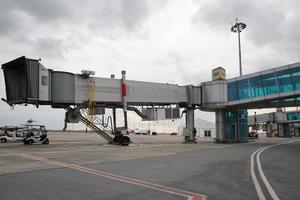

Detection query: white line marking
(257, 147), (280, 200)
(15, 153), (206, 200)
(251, 139), (300, 200)
(250, 148), (266, 200)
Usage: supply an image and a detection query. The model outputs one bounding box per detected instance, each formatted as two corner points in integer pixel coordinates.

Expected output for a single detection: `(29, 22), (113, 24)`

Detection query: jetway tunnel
(2, 56), (300, 144)
(2, 56), (201, 144)
(2, 57), (201, 107)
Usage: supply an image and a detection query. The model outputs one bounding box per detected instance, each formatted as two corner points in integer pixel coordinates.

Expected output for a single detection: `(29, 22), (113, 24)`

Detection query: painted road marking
(250, 148), (266, 200)
(251, 139), (300, 200)
(256, 146), (279, 200)
(16, 153), (206, 200)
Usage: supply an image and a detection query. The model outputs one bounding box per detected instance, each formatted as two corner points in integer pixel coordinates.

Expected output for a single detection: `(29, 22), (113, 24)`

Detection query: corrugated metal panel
(27, 59), (39, 99)
(126, 80), (188, 104)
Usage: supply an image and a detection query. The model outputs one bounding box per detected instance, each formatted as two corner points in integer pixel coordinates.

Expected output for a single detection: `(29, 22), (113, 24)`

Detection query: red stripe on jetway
(122, 83), (127, 96)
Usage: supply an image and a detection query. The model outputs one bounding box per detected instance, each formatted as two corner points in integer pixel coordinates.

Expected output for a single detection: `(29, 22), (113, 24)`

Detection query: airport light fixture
(231, 18), (246, 76)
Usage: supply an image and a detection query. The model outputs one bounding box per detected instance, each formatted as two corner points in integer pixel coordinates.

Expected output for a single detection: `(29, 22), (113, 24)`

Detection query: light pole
(231, 18), (246, 76)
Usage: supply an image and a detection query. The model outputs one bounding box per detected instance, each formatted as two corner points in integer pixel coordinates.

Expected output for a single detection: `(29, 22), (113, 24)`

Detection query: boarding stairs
(65, 107), (130, 145)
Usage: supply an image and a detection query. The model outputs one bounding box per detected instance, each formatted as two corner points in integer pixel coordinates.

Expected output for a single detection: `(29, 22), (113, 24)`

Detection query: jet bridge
(4, 56), (300, 144)
(200, 61), (300, 142)
(2, 56), (202, 144)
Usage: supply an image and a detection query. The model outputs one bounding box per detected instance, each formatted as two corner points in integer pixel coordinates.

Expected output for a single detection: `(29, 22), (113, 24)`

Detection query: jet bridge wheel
(113, 135), (130, 146)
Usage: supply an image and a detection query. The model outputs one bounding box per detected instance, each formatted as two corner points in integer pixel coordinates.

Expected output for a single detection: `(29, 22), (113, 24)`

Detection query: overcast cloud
(0, 0), (299, 130)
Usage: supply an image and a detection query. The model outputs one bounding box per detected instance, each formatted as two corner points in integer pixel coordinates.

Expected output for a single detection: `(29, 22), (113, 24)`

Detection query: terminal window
(204, 130), (211, 137)
(227, 66), (300, 102)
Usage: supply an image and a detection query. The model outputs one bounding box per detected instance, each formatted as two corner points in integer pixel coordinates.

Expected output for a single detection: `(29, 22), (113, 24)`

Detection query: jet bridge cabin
(2, 56), (51, 105)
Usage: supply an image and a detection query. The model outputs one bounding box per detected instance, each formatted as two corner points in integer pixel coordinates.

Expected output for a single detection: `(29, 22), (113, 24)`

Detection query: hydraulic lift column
(184, 85), (196, 143)
(215, 109), (226, 143)
(121, 70), (128, 131)
(111, 74), (117, 133)
(112, 108), (117, 132)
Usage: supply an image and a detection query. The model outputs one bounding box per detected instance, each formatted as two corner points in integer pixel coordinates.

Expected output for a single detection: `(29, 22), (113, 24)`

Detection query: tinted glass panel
(238, 110), (248, 141)
(226, 110), (248, 141)
(226, 111), (237, 140)
(41, 76), (48, 86)
(276, 69), (294, 92)
(261, 73), (278, 95)
(249, 76), (264, 97)
(228, 81), (239, 101)
(290, 67), (300, 90)
(237, 79), (251, 99)
(287, 112), (300, 121)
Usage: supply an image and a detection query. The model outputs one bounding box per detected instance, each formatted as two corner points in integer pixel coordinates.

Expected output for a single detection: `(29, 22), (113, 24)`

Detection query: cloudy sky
(0, 0), (299, 130)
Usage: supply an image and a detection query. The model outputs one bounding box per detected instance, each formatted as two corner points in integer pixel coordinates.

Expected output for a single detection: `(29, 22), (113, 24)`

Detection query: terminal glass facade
(226, 110), (248, 142)
(237, 79), (251, 99)
(228, 66), (300, 102)
(261, 73), (278, 95)
(287, 111), (300, 121)
(228, 82), (239, 102)
(249, 76), (264, 97)
(276, 70), (294, 92)
(290, 68), (300, 90)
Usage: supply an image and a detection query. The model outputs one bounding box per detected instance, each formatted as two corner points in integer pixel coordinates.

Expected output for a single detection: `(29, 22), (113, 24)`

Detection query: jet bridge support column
(215, 109), (226, 143)
(112, 108), (117, 132)
(184, 108), (196, 143)
(121, 70), (128, 131)
(266, 122), (272, 137)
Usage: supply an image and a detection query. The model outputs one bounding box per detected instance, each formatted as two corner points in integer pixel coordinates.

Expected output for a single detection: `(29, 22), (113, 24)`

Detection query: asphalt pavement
(0, 132), (299, 200)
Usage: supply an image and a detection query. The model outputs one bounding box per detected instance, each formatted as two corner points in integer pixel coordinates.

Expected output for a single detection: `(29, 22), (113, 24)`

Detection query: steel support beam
(112, 108), (117, 132)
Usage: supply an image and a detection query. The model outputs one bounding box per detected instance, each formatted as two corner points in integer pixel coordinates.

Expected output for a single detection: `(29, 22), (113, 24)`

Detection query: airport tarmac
(0, 132), (299, 200)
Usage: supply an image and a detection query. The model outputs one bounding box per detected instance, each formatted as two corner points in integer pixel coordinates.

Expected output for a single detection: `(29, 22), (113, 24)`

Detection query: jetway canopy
(1, 56), (202, 107)
(2, 56), (40, 103)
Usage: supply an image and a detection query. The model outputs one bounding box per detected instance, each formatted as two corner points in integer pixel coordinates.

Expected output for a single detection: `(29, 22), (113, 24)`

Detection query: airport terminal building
(178, 118), (215, 138)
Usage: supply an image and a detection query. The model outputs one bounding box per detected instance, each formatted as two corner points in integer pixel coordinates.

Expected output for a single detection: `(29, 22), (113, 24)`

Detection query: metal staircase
(65, 107), (130, 145)
(80, 114), (114, 144)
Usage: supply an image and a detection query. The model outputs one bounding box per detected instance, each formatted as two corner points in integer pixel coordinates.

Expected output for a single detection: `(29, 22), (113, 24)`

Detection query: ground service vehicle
(0, 126), (26, 143)
(23, 125), (49, 145)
